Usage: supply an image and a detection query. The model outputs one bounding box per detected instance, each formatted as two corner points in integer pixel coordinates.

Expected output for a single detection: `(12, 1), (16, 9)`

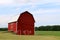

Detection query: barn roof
(9, 14), (19, 23)
(20, 11), (32, 16)
(9, 11), (32, 23)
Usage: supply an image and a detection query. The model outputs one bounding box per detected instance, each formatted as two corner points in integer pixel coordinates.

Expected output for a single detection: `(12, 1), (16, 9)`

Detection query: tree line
(35, 25), (60, 31)
(0, 25), (60, 31)
(0, 28), (8, 31)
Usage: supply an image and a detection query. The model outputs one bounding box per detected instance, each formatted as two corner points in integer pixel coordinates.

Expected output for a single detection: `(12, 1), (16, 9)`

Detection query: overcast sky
(0, 0), (60, 28)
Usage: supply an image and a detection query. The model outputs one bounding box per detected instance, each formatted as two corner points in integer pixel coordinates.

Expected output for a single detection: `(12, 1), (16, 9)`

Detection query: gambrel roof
(9, 11), (33, 23)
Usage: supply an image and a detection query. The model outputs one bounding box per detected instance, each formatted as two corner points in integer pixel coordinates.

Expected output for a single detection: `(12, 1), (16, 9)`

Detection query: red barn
(8, 11), (35, 35)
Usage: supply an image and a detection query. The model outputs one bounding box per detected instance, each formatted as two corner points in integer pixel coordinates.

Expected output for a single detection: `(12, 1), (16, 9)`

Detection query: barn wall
(20, 24), (34, 35)
(8, 22), (17, 33)
(8, 23), (11, 31)
(18, 13), (35, 24)
(17, 12), (35, 35)
(8, 11), (35, 35)
(12, 22), (17, 33)
(17, 22), (21, 35)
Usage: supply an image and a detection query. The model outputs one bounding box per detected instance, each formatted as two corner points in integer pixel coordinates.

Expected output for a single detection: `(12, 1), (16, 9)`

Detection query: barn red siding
(12, 22), (17, 33)
(8, 11), (35, 35)
(17, 11), (35, 35)
(8, 23), (11, 31)
(8, 22), (17, 33)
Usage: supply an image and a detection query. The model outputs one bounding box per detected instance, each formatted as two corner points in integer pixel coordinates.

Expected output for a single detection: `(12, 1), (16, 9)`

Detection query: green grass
(35, 31), (60, 36)
(0, 31), (60, 40)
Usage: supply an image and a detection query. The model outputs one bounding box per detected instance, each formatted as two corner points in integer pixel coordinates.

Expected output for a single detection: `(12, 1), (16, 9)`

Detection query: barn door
(27, 30), (32, 35)
(22, 30), (32, 35)
(17, 30), (21, 35)
(21, 24), (32, 35)
(22, 30), (27, 35)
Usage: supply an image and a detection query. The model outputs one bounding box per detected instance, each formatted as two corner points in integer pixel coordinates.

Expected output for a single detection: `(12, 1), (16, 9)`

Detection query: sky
(0, 0), (60, 28)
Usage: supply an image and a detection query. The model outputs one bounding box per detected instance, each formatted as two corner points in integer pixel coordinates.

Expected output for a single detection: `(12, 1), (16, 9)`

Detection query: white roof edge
(9, 13), (20, 23)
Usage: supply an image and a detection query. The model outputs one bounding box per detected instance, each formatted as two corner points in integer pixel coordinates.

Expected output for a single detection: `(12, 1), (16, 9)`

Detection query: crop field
(0, 31), (60, 40)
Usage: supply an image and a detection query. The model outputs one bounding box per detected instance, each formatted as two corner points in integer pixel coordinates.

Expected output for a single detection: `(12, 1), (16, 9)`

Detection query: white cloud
(0, 8), (60, 27)
(35, 14), (60, 26)
(0, 0), (60, 27)
(32, 9), (60, 14)
(0, 15), (12, 27)
(15, 0), (60, 5)
(9, 14), (19, 22)
(0, 0), (14, 5)
(30, 8), (60, 26)
(0, 0), (60, 5)
(0, 15), (10, 24)
(15, 0), (30, 3)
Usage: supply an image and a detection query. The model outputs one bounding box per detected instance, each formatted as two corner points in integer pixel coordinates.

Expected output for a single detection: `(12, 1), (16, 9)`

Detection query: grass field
(0, 31), (60, 40)
(35, 31), (60, 36)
